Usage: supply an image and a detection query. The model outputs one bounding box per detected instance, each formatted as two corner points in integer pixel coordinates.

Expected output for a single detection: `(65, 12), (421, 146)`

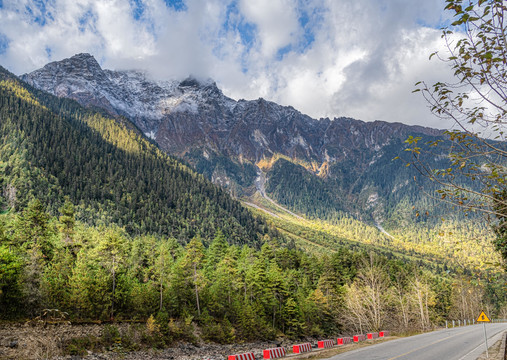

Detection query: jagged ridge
(22, 53), (441, 164)
(21, 53), (447, 223)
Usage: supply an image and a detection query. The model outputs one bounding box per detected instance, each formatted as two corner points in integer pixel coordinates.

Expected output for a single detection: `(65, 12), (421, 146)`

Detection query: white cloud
(239, 0), (299, 58)
(0, 0), (157, 71)
(0, 0), (459, 129)
(93, 0), (156, 59)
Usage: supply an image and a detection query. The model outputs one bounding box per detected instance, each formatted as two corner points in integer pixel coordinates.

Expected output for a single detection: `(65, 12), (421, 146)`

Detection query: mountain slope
(22, 54), (445, 215)
(21, 54), (500, 273)
(0, 66), (272, 246)
(21, 54), (441, 166)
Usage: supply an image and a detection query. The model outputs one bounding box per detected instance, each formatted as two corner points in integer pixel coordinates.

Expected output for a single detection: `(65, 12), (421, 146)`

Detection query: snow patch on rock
(145, 131), (156, 140)
(253, 129), (269, 147)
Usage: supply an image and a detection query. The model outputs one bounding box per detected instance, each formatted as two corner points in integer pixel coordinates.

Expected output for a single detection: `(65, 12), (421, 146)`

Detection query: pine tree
(183, 236), (206, 317)
(281, 297), (305, 337)
(94, 226), (128, 320)
(205, 230), (229, 277)
(58, 197), (75, 243)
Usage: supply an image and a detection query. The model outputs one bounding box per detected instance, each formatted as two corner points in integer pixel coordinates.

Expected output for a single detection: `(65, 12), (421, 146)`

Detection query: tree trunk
(273, 307), (276, 328)
(194, 263), (200, 316)
(111, 255), (116, 320)
(159, 272), (163, 312)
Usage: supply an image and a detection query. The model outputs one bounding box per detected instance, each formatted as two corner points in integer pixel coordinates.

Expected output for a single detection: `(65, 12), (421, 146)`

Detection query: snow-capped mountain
(22, 53), (440, 162)
(22, 53), (447, 221)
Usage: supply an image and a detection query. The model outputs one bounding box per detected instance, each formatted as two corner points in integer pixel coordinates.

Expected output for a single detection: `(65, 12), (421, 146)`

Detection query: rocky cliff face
(22, 54), (440, 163)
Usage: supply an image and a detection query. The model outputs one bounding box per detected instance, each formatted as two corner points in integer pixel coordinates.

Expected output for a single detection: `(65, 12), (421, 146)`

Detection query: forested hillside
(265, 138), (464, 225)
(0, 66), (271, 246)
(22, 53), (501, 273)
(1, 202), (505, 344)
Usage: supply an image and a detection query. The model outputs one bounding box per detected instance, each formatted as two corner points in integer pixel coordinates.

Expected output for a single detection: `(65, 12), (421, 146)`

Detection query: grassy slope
(243, 193), (502, 273)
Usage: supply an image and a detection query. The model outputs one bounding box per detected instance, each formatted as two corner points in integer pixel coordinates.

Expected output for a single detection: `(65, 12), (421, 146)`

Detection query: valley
(251, 169), (305, 221)
(0, 54), (505, 359)
(13, 53), (507, 275)
(1, 0), (507, 358)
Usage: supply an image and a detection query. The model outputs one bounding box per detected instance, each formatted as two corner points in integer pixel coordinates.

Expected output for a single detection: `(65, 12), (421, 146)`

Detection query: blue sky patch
(164, 0), (187, 12)
(220, 1), (258, 73)
(298, 12), (314, 51)
(276, 44), (293, 61)
(294, 5), (326, 54)
(78, 10), (96, 33)
(416, 16), (453, 30)
(25, 0), (54, 26)
(237, 21), (256, 47)
(130, 0), (145, 20)
(224, 2), (257, 48)
(0, 33), (9, 55)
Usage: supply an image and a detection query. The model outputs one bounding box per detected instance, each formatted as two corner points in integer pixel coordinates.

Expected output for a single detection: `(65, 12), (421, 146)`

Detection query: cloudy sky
(0, 0), (457, 128)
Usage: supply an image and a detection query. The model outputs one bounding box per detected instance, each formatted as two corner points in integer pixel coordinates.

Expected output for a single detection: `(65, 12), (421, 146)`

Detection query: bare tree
(344, 254), (392, 332)
(409, 273), (436, 330)
(449, 276), (484, 320)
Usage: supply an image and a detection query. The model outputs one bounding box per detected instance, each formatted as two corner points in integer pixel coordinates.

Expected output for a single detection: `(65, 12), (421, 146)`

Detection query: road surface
(328, 323), (507, 360)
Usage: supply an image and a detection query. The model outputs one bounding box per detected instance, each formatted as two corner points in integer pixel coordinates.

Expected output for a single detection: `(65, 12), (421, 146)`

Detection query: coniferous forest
(0, 65), (506, 355)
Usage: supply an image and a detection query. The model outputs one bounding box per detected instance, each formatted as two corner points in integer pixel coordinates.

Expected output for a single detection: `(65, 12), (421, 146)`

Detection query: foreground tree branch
(408, 0), (507, 267)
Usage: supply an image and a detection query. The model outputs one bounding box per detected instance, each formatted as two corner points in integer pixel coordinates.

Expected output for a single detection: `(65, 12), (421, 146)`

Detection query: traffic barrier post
(337, 337), (352, 345)
(353, 334), (366, 342)
(263, 347), (286, 359)
(367, 332), (379, 340)
(379, 331), (390, 337)
(317, 339), (334, 349)
(292, 343), (312, 354)
(229, 352), (256, 360)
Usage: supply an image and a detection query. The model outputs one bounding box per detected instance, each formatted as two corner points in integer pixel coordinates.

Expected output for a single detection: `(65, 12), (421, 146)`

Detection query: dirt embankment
(0, 322), (315, 360)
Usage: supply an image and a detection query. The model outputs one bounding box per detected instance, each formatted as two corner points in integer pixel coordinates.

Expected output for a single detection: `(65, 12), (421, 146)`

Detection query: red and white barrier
(337, 337), (352, 345)
(263, 347), (286, 359)
(353, 334), (366, 342)
(228, 353), (255, 360)
(317, 339), (334, 349)
(292, 343), (312, 354)
(367, 332), (379, 340)
(379, 330), (390, 337)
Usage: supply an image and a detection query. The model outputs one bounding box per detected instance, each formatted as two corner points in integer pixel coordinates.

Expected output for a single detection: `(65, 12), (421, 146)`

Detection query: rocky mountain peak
(69, 52), (101, 66)
(43, 52), (103, 79)
(22, 53), (443, 177)
(178, 77), (201, 88)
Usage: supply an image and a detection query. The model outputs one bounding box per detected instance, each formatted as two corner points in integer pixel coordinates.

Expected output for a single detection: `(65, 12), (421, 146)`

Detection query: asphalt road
(328, 323), (507, 360)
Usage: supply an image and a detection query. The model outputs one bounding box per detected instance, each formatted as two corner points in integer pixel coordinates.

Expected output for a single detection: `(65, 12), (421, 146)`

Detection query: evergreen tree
(94, 226), (128, 320)
(0, 245), (22, 317)
(58, 197), (75, 243)
(183, 236), (206, 317)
